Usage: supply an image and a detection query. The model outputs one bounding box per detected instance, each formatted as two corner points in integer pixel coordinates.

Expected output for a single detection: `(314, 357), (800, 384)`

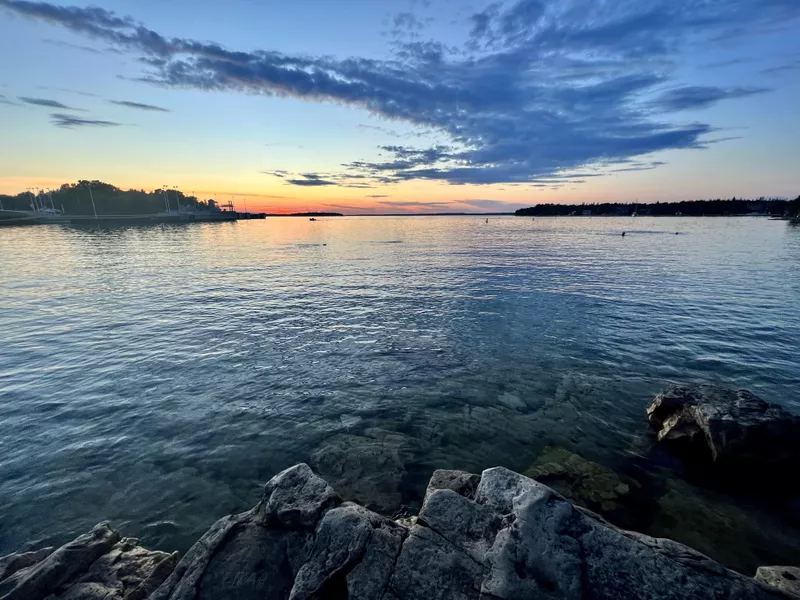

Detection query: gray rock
(14, 462), (792, 600)
(0, 547), (53, 584)
(261, 463), (341, 528)
(52, 537), (178, 600)
(756, 566), (800, 597)
(0, 522), (119, 600)
(424, 470), (481, 502)
(647, 385), (800, 464)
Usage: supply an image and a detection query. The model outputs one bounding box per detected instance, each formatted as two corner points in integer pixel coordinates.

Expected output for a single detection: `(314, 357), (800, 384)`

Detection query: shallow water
(1, 216), (799, 571)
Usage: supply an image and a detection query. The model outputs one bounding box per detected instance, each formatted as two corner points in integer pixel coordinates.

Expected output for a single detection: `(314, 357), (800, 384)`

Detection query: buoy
(621, 231), (626, 237)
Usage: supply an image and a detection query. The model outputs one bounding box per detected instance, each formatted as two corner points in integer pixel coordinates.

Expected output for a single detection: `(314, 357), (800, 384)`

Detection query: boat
(309, 217), (317, 221)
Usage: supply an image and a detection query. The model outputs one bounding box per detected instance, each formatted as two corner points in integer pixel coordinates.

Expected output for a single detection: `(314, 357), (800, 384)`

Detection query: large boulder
(0, 523), (177, 600)
(647, 385), (800, 465)
(149, 463), (794, 599)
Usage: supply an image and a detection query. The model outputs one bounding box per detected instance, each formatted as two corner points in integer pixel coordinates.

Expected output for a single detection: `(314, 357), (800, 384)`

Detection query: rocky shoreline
(2, 385), (800, 599)
(1, 462), (798, 599)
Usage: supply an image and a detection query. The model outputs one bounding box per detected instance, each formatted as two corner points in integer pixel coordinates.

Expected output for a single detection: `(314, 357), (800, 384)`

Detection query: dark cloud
(285, 173), (336, 186)
(50, 112), (122, 128)
(109, 99), (169, 111)
(18, 96), (84, 110)
(3, 0), (796, 184)
(651, 85), (769, 111)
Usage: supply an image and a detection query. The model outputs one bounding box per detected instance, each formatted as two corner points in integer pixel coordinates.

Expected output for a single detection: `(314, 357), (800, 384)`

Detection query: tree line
(0, 181), (211, 216)
(515, 197), (796, 217)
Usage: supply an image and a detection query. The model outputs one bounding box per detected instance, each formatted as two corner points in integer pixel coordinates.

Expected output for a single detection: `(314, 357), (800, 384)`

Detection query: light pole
(174, 186), (181, 213)
(162, 185), (170, 213)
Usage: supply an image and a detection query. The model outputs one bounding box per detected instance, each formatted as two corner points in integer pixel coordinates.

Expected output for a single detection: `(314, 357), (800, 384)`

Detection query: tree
(790, 195), (800, 218)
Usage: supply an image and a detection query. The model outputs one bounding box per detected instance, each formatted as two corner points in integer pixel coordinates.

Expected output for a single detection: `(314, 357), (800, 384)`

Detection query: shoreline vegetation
(515, 196), (799, 217)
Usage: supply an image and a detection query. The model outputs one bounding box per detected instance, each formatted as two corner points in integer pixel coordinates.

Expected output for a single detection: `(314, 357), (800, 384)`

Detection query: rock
(523, 446), (635, 513)
(8, 463), (795, 599)
(0, 547), (53, 583)
(756, 566), (800, 597)
(260, 463), (341, 528)
(0, 522), (119, 600)
(0, 523), (176, 600)
(52, 538), (178, 600)
(424, 469), (481, 502)
(647, 384), (800, 465)
(150, 463), (790, 599)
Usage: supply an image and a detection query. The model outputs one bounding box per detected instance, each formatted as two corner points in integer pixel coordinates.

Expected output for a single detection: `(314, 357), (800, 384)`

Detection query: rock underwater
(5, 463), (798, 599)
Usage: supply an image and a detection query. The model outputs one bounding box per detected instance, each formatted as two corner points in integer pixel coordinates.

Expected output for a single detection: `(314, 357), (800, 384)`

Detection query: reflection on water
(1, 216), (799, 572)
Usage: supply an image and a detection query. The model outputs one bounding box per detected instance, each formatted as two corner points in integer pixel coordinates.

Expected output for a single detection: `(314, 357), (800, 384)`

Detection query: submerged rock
(647, 384), (800, 465)
(523, 446), (635, 513)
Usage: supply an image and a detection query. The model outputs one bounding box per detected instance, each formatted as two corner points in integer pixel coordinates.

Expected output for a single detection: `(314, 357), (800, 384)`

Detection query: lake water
(1, 216), (799, 573)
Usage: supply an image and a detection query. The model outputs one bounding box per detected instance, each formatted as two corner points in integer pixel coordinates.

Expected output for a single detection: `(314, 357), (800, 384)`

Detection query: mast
(87, 182), (98, 220)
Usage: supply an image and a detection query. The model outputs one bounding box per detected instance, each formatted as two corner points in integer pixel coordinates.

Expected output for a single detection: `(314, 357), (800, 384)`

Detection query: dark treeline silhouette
(0, 181), (210, 215)
(515, 197), (792, 217)
(791, 195), (800, 219)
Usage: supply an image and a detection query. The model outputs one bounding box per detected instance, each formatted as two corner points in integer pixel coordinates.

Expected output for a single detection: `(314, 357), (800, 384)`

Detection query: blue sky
(0, 0), (798, 213)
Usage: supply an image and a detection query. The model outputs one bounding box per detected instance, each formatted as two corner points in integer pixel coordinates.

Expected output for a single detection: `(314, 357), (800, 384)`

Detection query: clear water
(1, 217), (799, 571)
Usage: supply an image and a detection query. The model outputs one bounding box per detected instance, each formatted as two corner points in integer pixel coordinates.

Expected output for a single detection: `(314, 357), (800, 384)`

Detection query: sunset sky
(0, 0), (798, 213)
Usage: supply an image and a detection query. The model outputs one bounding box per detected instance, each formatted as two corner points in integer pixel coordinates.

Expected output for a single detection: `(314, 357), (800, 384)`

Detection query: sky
(0, 0), (798, 214)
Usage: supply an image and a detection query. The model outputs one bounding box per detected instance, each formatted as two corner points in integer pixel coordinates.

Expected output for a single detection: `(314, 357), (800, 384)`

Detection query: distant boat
(309, 217), (317, 221)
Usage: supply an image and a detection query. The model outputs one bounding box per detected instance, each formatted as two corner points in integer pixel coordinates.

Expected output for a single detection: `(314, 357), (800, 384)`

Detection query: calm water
(1, 216), (799, 570)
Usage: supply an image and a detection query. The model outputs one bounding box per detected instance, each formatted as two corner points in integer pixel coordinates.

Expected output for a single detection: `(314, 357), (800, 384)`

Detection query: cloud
(377, 200), (451, 207)
(42, 38), (119, 54)
(367, 194), (389, 198)
(651, 85), (770, 111)
(50, 113), (122, 128)
(456, 199), (524, 211)
(393, 12), (425, 32)
(18, 96), (84, 110)
(3, 0), (797, 185)
(285, 173), (336, 187)
(109, 99), (170, 111)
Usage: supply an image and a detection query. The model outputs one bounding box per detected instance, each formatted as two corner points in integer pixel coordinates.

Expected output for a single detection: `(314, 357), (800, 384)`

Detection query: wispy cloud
(651, 85), (769, 111)
(109, 99), (170, 112)
(18, 96), (84, 110)
(50, 113), (122, 128)
(2, 0), (797, 185)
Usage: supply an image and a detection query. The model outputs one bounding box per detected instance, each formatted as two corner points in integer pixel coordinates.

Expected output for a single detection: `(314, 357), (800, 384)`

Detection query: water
(1, 216), (799, 572)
